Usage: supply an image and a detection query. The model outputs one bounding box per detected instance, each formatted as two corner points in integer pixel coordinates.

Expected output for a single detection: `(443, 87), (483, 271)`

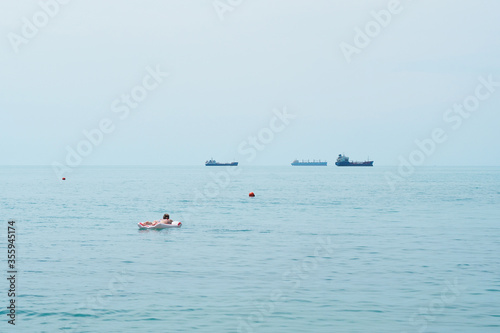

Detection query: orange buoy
(249, 192), (255, 197)
(62, 178), (66, 180)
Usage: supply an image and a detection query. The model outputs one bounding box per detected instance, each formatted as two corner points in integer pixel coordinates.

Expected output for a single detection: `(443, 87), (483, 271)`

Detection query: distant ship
(335, 154), (373, 166)
(205, 159), (238, 166)
(291, 159), (327, 166)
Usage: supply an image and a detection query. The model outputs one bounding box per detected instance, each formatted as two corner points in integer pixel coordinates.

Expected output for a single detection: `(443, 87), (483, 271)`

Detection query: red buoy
(62, 178), (66, 180)
(249, 192), (255, 197)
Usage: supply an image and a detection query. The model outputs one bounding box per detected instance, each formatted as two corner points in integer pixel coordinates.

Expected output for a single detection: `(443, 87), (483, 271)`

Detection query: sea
(0, 165), (499, 333)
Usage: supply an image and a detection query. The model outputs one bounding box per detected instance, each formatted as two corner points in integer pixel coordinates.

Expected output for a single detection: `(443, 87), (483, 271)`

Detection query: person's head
(163, 214), (169, 219)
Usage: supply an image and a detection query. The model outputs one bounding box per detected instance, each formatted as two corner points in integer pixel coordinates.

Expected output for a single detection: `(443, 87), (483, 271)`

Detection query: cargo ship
(205, 159), (238, 166)
(335, 154), (373, 166)
(291, 159), (327, 166)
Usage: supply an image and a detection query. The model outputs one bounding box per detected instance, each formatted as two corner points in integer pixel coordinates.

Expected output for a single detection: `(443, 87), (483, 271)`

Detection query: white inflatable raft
(138, 221), (182, 229)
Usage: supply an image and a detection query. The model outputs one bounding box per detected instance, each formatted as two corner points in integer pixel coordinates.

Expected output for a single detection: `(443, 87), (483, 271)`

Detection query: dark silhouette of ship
(335, 154), (373, 166)
(205, 159), (238, 166)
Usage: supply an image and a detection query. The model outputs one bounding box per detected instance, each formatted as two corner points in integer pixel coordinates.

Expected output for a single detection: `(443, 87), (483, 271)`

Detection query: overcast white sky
(1, 0), (499, 166)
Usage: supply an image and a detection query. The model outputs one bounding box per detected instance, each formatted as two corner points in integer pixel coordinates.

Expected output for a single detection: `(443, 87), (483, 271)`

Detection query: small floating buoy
(249, 192), (255, 197)
(62, 178), (66, 180)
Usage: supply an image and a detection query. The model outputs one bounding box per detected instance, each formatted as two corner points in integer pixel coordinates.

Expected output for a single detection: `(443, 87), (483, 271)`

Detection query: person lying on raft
(142, 214), (173, 226)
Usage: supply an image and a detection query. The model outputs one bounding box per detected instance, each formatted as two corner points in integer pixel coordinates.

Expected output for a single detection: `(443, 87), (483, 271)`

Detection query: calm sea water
(1, 166), (499, 333)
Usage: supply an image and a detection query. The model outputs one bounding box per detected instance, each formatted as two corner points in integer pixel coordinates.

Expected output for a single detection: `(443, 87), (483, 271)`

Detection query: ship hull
(335, 161), (373, 166)
(205, 162), (238, 166)
(291, 162), (327, 166)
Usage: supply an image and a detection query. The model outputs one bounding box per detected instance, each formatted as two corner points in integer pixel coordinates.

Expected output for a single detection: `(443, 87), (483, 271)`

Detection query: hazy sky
(1, 0), (499, 166)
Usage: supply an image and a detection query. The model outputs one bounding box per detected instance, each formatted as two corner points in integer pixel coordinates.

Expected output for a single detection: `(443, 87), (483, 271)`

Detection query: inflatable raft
(138, 221), (182, 229)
